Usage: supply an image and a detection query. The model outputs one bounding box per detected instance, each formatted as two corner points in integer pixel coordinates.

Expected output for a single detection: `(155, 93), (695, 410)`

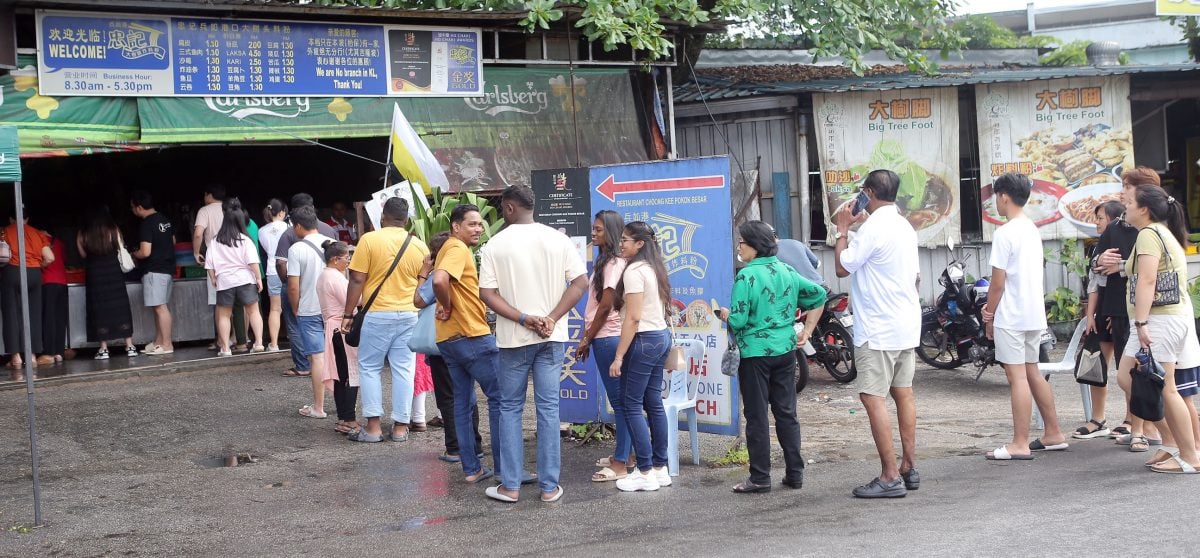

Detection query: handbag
(1129, 347), (1166, 422)
(720, 329), (740, 377)
(343, 233), (413, 347)
(1128, 226), (1181, 307)
(1073, 331), (1108, 387)
(664, 324), (687, 371)
(407, 305), (440, 355)
(0, 231), (11, 265)
(117, 232), (135, 273)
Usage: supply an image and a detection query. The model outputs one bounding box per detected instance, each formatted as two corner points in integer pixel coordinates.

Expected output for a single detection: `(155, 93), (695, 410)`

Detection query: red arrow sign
(595, 174), (725, 202)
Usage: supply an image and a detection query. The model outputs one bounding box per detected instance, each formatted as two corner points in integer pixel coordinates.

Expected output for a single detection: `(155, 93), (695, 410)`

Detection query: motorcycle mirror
(947, 235), (956, 252)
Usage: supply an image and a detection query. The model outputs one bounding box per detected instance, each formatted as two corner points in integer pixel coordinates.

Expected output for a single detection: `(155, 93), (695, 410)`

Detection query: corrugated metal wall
(677, 113), (802, 236)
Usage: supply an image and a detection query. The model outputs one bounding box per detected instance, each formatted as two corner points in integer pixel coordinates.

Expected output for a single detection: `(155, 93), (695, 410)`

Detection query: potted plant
(1043, 237), (1088, 337)
(407, 186), (505, 250)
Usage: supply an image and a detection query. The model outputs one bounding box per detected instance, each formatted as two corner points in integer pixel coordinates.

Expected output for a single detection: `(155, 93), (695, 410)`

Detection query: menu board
(976, 76), (1133, 240)
(35, 10), (483, 97)
(813, 88), (960, 247)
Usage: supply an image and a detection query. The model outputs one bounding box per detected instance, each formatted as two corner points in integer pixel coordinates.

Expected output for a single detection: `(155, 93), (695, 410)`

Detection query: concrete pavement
(2, 359), (1199, 556)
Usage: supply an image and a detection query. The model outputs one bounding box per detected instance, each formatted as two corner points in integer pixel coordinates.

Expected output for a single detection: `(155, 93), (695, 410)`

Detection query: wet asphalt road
(1, 357), (1199, 556)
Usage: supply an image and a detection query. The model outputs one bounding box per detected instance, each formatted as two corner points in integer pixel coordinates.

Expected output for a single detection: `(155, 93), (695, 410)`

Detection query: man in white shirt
(193, 184), (226, 349)
(287, 206), (333, 420)
(981, 172), (1066, 460)
(834, 169), (921, 499)
(479, 185), (588, 504)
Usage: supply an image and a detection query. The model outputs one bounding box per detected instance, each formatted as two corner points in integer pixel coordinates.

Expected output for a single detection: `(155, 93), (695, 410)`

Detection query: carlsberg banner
(976, 75), (1133, 240)
(813, 88), (960, 247)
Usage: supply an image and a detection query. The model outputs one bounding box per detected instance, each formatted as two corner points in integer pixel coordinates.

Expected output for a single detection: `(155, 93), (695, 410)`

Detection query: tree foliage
(1040, 40), (1130, 67)
(922, 14), (1057, 50)
(1167, 16), (1200, 63)
(287, 0), (965, 74)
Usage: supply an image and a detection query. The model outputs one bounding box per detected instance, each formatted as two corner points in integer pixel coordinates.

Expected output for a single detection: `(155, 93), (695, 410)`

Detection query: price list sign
(35, 10), (484, 98)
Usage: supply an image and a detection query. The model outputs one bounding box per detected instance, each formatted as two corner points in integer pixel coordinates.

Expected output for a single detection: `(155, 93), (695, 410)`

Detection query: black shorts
(216, 283), (259, 307)
(1099, 315), (1130, 354)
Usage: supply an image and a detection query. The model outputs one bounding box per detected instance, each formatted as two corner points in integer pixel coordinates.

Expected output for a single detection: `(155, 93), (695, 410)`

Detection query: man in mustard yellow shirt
(429, 204), (503, 484)
(341, 198), (429, 443)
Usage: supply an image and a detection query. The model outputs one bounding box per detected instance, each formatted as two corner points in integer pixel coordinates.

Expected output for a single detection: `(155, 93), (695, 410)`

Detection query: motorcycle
(794, 289), (857, 392)
(916, 250), (1054, 379)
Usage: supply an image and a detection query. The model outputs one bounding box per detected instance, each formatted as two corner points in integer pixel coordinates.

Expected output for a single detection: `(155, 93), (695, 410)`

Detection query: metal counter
(67, 278), (215, 349)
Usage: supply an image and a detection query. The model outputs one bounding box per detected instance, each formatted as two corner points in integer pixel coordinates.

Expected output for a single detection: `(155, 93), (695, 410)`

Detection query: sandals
(1145, 447), (1179, 467)
(1109, 421), (1132, 438)
(591, 466), (628, 482)
(298, 405), (327, 419)
(1072, 420), (1109, 439)
(1129, 435), (1151, 452)
(1029, 439), (1069, 452)
(1150, 455), (1199, 474)
(282, 369), (311, 377)
(986, 445), (1034, 460)
(348, 430), (384, 443)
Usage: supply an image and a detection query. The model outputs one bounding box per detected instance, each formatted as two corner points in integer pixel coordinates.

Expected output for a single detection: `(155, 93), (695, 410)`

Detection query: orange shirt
(3, 224), (48, 268)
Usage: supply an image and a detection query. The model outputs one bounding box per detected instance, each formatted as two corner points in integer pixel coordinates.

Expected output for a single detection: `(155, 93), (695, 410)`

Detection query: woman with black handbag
(1119, 184), (1200, 474)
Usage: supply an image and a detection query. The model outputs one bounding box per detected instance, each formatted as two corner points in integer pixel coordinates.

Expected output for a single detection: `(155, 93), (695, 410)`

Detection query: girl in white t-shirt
(258, 199), (288, 351)
(610, 221), (673, 492)
(205, 199), (264, 356)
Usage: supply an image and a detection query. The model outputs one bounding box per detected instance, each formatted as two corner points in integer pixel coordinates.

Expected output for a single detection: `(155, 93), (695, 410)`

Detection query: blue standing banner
(544, 157), (738, 436)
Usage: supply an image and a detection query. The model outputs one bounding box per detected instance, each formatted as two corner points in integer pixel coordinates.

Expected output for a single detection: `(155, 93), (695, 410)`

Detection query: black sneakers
(852, 477), (907, 499)
(901, 468), (920, 491)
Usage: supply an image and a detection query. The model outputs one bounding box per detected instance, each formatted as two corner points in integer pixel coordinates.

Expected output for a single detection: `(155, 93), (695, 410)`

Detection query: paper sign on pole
(976, 76), (1133, 240)
(813, 88), (960, 248)
(364, 181), (430, 229)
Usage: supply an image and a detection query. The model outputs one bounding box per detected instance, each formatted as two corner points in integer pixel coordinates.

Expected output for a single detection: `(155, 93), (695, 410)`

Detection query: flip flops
(591, 466), (628, 482)
(540, 486), (564, 503)
(1150, 455), (1199, 474)
(465, 468), (494, 484)
(1029, 439), (1069, 452)
(348, 430), (385, 443)
(485, 486), (518, 503)
(298, 405), (327, 419)
(986, 445), (1035, 460)
(282, 369), (311, 377)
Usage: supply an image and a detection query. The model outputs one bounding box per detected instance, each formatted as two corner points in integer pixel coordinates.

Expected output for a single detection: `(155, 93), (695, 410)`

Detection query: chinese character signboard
(976, 76), (1132, 240)
(813, 88), (960, 248)
(1157, 0), (1200, 16)
(35, 10), (483, 97)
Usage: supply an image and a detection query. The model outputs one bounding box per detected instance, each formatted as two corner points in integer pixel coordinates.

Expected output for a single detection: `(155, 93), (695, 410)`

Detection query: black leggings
(330, 332), (358, 422)
(42, 283), (69, 357)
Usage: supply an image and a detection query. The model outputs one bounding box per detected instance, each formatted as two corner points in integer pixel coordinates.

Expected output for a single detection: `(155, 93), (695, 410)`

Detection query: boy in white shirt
(981, 173), (1067, 460)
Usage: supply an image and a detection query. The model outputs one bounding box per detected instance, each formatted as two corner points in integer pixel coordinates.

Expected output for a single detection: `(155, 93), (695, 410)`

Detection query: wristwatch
(1134, 320), (1149, 328)
(833, 230), (846, 242)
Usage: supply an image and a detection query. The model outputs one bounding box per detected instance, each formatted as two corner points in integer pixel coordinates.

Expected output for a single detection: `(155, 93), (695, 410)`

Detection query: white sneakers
(616, 466), (673, 492)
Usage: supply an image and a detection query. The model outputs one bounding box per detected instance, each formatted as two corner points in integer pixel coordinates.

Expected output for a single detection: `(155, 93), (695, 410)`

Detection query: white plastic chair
(664, 337), (704, 477)
(1034, 319), (1093, 429)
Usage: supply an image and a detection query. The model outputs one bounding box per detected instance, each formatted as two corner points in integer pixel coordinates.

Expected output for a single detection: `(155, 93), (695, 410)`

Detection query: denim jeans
(620, 329), (671, 473)
(280, 293), (309, 372)
(498, 342), (564, 492)
(357, 311), (418, 422)
(592, 335), (631, 464)
(438, 334), (503, 478)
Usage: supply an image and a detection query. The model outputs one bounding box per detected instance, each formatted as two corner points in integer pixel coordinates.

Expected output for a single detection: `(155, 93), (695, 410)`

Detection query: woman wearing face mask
(1119, 184), (1200, 474)
(318, 240), (360, 435)
(576, 210), (631, 482)
(610, 221), (674, 492)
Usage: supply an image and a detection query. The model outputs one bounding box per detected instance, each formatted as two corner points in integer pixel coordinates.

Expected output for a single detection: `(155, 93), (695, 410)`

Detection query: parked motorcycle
(794, 290), (856, 392)
(916, 251), (1053, 379)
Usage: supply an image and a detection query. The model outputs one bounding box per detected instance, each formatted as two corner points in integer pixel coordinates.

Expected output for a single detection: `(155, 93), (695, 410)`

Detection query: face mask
(736, 252), (744, 263)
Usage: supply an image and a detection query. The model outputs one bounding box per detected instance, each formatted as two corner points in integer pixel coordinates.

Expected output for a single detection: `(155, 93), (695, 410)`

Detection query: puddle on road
(195, 453), (260, 468)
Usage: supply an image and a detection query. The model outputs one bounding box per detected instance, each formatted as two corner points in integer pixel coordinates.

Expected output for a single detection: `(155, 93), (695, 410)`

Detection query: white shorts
(853, 346), (916, 398)
(994, 327), (1042, 365)
(1123, 313), (1200, 365)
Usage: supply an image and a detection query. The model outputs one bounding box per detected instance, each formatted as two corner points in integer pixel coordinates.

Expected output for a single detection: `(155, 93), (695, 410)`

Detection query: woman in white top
(258, 199), (288, 351)
(205, 198), (264, 356)
(610, 221), (674, 492)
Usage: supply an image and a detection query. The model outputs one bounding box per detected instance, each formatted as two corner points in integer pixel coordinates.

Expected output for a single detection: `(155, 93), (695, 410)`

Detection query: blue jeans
(281, 294), (309, 372)
(357, 311), (418, 422)
(438, 334), (503, 477)
(498, 342), (564, 493)
(621, 329), (670, 472)
(592, 335), (631, 464)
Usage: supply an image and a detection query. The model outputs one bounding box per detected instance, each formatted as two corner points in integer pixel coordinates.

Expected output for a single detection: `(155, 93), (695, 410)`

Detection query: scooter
(794, 289), (856, 392)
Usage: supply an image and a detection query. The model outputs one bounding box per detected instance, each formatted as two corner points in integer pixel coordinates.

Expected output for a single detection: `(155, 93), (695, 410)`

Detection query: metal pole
(796, 113), (812, 243)
(665, 66), (677, 160)
(14, 181), (44, 526)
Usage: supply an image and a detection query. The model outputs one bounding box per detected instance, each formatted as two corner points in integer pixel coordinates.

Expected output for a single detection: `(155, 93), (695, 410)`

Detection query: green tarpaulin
(0, 126), (19, 181)
(138, 67), (649, 191)
(0, 55), (141, 157)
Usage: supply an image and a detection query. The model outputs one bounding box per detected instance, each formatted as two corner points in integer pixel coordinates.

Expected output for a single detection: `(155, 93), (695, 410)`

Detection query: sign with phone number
(35, 10), (483, 97)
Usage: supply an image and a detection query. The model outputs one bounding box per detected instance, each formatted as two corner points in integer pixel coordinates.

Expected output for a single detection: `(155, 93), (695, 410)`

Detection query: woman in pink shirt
(317, 241), (361, 434)
(574, 210), (629, 482)
(204, 199), (264, 356)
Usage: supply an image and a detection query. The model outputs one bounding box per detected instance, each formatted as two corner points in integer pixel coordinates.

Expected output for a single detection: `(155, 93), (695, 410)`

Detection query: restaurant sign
(976, 76), (1133, 240)
(813, 88), (960, 247)
(35, 10), (483, 97)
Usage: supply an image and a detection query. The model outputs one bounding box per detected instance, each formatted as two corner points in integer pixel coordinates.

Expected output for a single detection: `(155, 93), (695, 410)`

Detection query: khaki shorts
(994, 327), (1042, 365)
(854, 346), (916, 397)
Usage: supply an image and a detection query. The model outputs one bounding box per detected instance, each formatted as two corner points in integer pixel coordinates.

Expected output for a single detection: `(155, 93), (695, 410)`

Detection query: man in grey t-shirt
(286, 205), (332, 419)
(776, 238), (823, 285)
(275, 192), (338, 377)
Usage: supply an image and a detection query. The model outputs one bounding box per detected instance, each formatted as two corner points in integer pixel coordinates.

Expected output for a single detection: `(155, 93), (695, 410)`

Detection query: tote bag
(407, 278), (440, 355)
(1074, 332), (1108, 387)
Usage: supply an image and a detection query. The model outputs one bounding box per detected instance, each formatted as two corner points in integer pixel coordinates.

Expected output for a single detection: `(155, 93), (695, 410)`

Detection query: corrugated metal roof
(675, 64), (1200, 103)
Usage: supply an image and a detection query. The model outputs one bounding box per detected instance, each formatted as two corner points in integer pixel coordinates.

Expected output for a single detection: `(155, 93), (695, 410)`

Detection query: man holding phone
(833, 169), (922, 499)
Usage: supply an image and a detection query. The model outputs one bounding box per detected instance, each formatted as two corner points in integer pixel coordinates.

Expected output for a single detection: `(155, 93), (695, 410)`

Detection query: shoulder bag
(343, 234), (413, 347)
(1129, 347), (1166, 422)
(407, 279), (440, 355)
(720, 329), (740, 377)
(1073, 331), (1107, 387)
(1128, 226), (1181, 307)
(116, 232), (135, 273)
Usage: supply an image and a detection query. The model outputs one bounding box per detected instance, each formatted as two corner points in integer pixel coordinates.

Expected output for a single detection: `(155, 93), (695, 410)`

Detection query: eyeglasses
(619, 237), (634, 244)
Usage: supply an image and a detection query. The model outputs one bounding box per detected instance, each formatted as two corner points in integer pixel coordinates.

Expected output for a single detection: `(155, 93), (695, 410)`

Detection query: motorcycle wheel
(818, 321), (857, 383)
(916, 320), (963, 370)
(794, 351), (810, 393)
